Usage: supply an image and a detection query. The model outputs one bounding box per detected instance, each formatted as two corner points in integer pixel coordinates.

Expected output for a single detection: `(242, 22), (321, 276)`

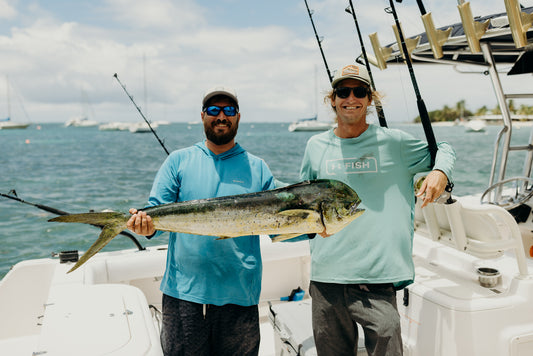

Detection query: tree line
(413, 100), (533, 123)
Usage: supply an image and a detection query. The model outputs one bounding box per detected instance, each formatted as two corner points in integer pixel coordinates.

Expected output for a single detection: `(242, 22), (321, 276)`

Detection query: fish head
(320, 180), (365, 235)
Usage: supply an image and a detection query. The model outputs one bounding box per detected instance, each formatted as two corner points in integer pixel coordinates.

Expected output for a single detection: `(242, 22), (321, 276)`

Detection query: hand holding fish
(127, 208), (155, 236)
(416, 170), (449, 208)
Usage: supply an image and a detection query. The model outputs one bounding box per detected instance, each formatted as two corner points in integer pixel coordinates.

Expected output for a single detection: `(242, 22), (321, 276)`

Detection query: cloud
(104, 0), (206, 31)
(0, 0), (17, 19)
(0, 0), (531, 124)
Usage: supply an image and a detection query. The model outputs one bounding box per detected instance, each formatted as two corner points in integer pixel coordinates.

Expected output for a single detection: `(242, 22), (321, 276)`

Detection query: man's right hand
(127, 208), (156, 236)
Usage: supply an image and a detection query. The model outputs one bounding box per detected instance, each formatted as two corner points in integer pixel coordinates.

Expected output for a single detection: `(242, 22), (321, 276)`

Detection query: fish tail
(68, 221), (127, 273)
(49, 211), (127, 226)
(48, 212), (129, 273)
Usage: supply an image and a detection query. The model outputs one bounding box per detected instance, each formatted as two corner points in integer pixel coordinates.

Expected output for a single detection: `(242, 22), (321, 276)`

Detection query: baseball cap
(331, 64), (371, 88)
(202, 86), (239, 108)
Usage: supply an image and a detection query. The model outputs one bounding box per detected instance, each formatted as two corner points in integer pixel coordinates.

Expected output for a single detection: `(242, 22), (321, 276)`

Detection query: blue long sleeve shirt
(147, 141), (275, 306)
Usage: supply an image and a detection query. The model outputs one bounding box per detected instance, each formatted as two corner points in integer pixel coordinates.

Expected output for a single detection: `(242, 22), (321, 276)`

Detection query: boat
(289, 64), (335, 132)
(464, 118), (487, 132)
(0, 235), (310, 356)
(98, 122), (131, 131)
(288, 116), (334, 132)
(65, 117), (99, 127)
(1, 2), (533, 356)
(0, 77), (30, 130)
(129, 122), (159, 133)
(65, 91), (98, 127)
(0, 118), (30, 130)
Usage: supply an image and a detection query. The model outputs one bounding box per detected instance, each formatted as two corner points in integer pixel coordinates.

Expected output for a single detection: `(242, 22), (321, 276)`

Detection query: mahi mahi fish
(49, 179), (364, 273)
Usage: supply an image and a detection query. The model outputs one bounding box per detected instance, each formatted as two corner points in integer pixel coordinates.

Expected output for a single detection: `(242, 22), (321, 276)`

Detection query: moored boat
(0, 118), (30, 130)
(288, 117), (334, 132)
(464, 118), (487, 132)
(1, 77), (31, 130)
(65, 116), (99, 127)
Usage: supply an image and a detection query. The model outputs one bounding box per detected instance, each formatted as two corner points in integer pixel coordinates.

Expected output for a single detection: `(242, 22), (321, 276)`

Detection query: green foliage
(413, 100), (533, 122)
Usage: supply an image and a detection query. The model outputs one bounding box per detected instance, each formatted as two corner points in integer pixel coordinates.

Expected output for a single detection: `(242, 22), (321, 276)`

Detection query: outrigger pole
(304, 0), (333, 83)
(386, 0), (438, 164)
(113, 73), (170, 156)
(0, 190), (145, 251)
(345, 0), (388, 128)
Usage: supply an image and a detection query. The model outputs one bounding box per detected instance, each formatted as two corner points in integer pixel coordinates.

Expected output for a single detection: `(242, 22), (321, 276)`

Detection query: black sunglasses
(334, 87), (371, 99)
(203, 105), (238, 117)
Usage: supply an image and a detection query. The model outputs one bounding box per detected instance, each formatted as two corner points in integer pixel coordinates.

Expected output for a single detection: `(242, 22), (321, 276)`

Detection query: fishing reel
(414, 176), (454, 205)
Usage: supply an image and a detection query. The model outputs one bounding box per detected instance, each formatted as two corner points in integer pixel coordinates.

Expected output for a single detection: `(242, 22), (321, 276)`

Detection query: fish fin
(278, 209), (317, 218)
(67, 222), (127, 273)
(271, 233), (304, 242)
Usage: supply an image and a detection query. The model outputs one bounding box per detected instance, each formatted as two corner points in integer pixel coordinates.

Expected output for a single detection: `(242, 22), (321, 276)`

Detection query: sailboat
(288, 65), (334, 132)
(0, 77), (30, 130)
(65, 90), (98, 127)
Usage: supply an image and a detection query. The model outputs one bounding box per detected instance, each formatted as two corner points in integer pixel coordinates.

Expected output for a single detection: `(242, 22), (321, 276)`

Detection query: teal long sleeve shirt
(300, 125), (455, 289)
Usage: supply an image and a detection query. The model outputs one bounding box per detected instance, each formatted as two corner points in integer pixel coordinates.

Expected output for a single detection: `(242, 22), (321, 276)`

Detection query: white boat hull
(0, 122), (30, 129)
(288, 120), (334, 132)
(0, 237), (311, 356)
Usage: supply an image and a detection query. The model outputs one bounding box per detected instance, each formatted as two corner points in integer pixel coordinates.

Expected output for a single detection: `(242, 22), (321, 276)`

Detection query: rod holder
(457, 2), (490, 53)
(369, 32), (393, 70)
(504, 0), (533, 48)
(392, 23), (420, 61)
(421, 12), (452, 59)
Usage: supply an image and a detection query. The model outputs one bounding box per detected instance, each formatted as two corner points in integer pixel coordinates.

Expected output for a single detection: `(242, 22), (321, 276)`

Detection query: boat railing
(479, 42), (533, 206)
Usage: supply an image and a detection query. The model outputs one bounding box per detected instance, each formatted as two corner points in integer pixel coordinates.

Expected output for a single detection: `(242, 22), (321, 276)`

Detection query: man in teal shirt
(300, 64), (455, 356)
(128, 86), (274, 356)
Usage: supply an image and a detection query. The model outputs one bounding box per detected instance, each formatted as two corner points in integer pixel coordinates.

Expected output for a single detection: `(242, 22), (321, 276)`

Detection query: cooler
(269, 299), (367, 355)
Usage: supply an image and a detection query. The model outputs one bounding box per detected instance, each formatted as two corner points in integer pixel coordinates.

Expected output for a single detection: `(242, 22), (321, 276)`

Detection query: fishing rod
(113, 73), (170, 156)
(345, 0), (388, 128)
(304, 0), (333, 83)
(386, 0), (438, 164)
(0, 190), (145, 251)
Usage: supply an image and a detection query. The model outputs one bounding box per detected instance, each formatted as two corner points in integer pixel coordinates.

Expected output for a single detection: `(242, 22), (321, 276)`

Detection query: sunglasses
(334, 87), (371, 99)
(203, 105), (238, 117)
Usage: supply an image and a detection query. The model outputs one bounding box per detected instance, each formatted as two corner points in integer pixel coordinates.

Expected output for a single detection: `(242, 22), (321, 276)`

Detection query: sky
(0, 0), (532, 124)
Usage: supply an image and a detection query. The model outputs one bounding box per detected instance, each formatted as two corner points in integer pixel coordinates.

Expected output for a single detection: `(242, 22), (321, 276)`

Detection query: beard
(204, 119), (239, 145)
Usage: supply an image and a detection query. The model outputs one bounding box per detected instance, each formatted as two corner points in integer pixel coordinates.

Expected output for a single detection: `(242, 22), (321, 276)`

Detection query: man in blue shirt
(300, 64), (455, 355)
(127, 86), (275, 356)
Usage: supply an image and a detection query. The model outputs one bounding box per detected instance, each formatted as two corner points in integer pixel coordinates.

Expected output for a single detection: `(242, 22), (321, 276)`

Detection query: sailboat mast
(143, 53), (148, 117)
(6, 76), (11, 120)
(314, 65), (318, 119)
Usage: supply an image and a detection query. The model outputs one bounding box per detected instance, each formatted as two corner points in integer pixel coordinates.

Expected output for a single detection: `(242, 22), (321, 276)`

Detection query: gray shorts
(160, 294), (260, 356)
(310, 281), (402, 356)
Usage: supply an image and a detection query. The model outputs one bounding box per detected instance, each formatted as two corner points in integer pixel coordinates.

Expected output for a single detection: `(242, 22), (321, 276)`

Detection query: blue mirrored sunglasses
(203, 105), (238, 117)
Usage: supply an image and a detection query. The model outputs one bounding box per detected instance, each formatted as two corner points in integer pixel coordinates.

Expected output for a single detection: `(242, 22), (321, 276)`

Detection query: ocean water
(1, 122), (530, 279)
